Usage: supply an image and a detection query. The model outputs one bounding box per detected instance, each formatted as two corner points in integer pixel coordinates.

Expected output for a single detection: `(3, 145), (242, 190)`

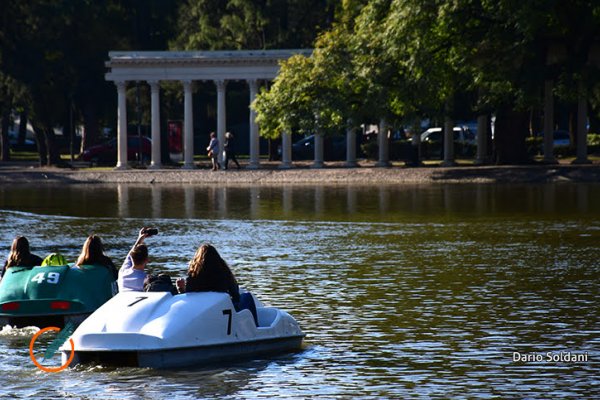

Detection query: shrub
(361, 141), (378, 160)
(588, 133), (600, 146)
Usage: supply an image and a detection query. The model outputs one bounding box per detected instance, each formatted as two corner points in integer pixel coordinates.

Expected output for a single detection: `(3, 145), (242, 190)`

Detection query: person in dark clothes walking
(223, 131), (241, 170)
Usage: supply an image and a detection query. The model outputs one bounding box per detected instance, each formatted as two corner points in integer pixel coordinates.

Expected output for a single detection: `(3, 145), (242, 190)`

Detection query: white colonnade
(106, 50), (311, 170)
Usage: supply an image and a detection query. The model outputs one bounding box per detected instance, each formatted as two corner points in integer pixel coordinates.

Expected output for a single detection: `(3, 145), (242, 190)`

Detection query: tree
(0, 1), (179, 165)
(171, 0), (336, 50)
(255, 0), (600, 164)
(253, 1), (382, 140)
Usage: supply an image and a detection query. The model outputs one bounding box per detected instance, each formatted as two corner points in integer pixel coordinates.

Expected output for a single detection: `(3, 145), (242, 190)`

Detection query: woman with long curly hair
(75, 234), (118, 279)
(1, 236), (43, 278)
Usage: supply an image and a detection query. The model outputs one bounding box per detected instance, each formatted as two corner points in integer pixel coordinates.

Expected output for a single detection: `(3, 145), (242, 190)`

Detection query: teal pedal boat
(0, 264), (117, 328)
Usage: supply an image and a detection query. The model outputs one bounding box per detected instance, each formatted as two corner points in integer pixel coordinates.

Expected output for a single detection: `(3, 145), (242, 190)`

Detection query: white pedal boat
(61, 291), (304, 368)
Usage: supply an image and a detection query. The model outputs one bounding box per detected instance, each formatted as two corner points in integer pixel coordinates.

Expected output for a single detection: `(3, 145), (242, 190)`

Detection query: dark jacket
(97, 255), (118, 280)
(184, 268), (240, 304)
(1, 253), (43, 277)
(224, 137), (235, 153)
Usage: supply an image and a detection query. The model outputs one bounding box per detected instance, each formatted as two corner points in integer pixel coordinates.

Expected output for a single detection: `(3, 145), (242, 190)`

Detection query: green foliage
(254, 55), (317, 138)
(171, 0), (336, 50)
(253, 0), (600, 164)
(0, 1), (178, 164)
(588, 133), (600, 146)
(3, 0), (600, 166)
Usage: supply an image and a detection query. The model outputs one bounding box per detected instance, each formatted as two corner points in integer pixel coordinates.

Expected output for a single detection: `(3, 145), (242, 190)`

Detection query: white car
(420, 126), (476, 158)
(420, 126), (476, 145)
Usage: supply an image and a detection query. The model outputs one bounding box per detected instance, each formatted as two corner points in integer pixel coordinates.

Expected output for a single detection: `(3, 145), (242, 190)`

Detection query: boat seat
(256, 307), (278, 328)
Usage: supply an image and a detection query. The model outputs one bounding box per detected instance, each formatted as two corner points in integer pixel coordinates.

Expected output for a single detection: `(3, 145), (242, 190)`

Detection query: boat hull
(68, 335), (304, 368)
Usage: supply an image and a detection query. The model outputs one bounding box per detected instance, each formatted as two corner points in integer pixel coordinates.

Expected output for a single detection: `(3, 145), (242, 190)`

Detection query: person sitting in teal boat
(75, 235), (118, 279)
(1, 236), (43, 278)
(118, 227), (155, 292)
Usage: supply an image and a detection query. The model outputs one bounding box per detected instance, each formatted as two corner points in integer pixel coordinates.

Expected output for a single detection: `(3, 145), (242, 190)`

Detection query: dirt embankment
(0, 161), (599, 185)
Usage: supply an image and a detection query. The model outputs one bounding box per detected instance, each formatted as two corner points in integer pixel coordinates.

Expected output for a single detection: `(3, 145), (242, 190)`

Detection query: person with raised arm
(117, 227), (157, 292)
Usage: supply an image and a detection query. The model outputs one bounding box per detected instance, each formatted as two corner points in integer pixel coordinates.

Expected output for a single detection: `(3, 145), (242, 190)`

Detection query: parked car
(79, 136), (152, 164)
(8, 132), (37, 152)
(420, 126), (476, 158)
(551, 130), (570, 147)
(292, 135), (347, 160)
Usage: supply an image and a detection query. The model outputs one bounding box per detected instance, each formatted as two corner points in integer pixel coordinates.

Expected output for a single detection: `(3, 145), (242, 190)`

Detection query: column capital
(115, 80), (127, 90)
(247, 78), (258, 88)
(215, 79), (227, 91)
(148, 80), (160, 91)
(182, 80), (193, 90)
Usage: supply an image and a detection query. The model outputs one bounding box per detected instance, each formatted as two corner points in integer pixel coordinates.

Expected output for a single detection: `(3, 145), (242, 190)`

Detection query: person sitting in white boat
(176, 244), (258, 325)
(117, 227), (156, 292)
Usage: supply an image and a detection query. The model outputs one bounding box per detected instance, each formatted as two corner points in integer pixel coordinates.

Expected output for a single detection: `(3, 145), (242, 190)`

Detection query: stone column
(573, 82), (591, 164)
(376, 118), (390, 167)
(475, 114), (488, 165)
(248, 79), (260, 169)
(441, 116), (456, 167)
(149, 81), (162, 169)
(182, 80), (195, 169)
(345, 123), (357, 167)
(542, 80), (557, 164)
(115, 81), (128, 170)
(216, 79), (227, 167)
(280, 132), (292, 169)
(313, 132), (324, 168)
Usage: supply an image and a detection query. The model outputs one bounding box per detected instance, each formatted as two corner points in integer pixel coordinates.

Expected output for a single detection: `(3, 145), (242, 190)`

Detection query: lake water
(0, 183), (599, 399)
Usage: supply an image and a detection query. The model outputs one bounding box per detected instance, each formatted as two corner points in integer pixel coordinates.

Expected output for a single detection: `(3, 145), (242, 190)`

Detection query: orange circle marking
(29, 326), (75, 373)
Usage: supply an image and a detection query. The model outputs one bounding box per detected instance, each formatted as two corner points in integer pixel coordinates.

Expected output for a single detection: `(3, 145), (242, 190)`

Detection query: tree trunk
(62, 106), (73, 162)
(268, 137), (281, 161)
(494, 105), (530, 164)
(33, 124), (48, 166)
(530, 107), (542, 137)
(18, 110), (28, 146)
(568, 102), (577, 146)
(44, 126), (62, 166)
(589, 105), (600, 134)
(81, 102), (100, 153)
(1, 108), (10, 161)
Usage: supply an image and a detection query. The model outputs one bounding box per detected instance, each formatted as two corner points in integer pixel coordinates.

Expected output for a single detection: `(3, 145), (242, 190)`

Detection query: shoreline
(0, 161), (599, 185)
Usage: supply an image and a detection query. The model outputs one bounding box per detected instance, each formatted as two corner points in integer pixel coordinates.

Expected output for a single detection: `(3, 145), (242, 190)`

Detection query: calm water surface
(0, 183), (599, 399)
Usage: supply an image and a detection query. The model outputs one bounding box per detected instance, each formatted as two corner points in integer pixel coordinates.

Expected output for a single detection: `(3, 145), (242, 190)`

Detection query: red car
(79, 136), (152, 164)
